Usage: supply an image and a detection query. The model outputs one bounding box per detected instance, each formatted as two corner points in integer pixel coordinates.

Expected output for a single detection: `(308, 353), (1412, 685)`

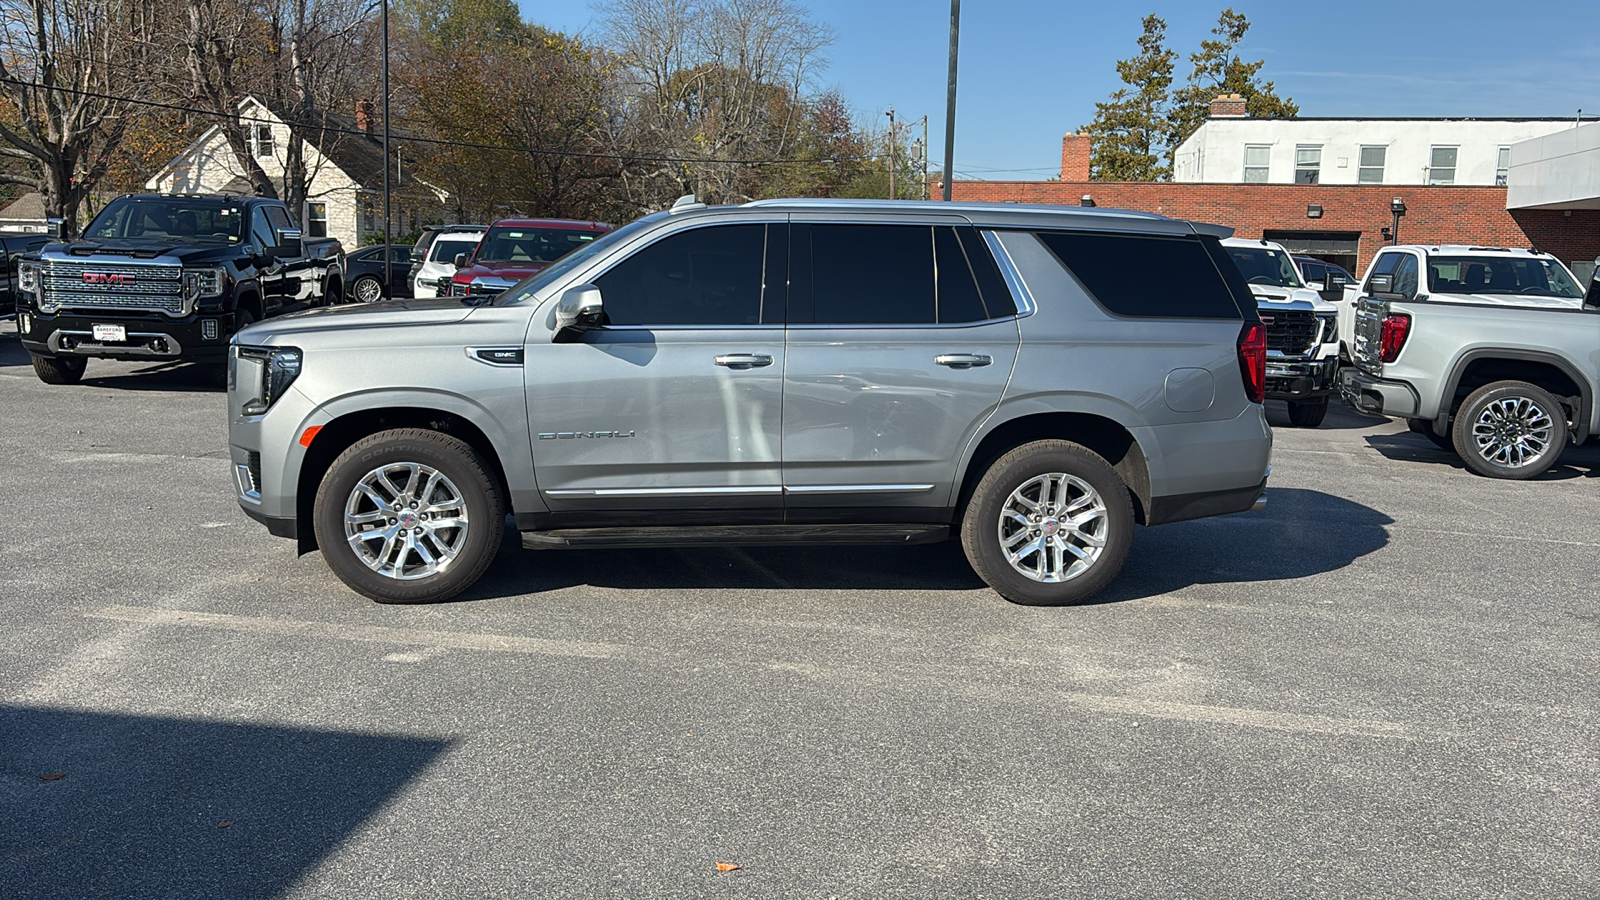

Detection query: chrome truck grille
(1261, 309), (1319, 356)
(40, 260), (186, 316)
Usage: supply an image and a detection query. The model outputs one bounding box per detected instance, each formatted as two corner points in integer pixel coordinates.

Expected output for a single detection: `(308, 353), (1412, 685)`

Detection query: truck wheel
(1287, 397), (1329, 428)
(351, 274), (384, 303)
(960, 440), (1133, 606)
(313, 429), (505, 603)
(1452, 381), (1568, 480)
(31, 353), (86, 385)
(1407, 418), (1454, 452)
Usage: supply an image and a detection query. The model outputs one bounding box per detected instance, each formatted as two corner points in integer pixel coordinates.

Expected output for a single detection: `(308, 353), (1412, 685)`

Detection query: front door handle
(714, 353), (774, 369)
(935, 354), (992, 369)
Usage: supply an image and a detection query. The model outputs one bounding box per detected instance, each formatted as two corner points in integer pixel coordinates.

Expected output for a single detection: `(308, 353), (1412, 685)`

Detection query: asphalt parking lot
(2, 320), (1596, 899)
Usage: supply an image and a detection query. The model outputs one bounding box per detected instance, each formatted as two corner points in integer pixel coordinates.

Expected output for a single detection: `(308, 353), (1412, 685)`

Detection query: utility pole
(886, 106), (896, 200)
(921, 115), (929, 199)
(380, 0), (391, 294)
(942, 0), (960, 201)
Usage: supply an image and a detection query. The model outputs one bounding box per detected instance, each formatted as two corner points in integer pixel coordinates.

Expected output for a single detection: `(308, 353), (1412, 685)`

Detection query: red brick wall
(1059, 134), (1091, 182)
(943, 179), (1600, 275)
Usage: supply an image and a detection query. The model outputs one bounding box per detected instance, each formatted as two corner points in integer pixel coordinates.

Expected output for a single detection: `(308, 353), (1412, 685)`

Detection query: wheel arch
(1440, 349), (1591, 442)
(294, 405), (515, 554)
(955, 410), (1151, 526)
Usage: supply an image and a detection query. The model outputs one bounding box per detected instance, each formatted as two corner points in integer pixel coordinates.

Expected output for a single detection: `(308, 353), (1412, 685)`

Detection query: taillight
(1237, 321), (1267, 404)
(1379, 313), (1411, 363)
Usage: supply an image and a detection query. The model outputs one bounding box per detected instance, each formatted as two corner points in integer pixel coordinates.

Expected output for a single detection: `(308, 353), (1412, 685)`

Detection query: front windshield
(493, 214), (665, 306)
(1226, 245), (1303, 288)
(84, 198), (244, 243)
(1428, 256), (1583, 298)
(475, 225), (604, 265)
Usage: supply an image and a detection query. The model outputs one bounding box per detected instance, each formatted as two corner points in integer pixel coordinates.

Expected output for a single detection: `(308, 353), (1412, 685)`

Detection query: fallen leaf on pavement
(716, 863), (739, 872)
(217, 821), (234, 829)
(39, 773), (65, 781)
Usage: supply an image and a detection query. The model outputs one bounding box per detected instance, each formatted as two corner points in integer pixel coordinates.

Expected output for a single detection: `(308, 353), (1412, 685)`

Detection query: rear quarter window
(1035, 231), (1247, 319)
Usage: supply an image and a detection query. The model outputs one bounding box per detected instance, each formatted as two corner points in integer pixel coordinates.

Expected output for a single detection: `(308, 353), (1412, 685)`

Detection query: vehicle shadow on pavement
(0, 323), (30, 367)
(1265, 398), (1375, 431)
(78, 361), (226, 393)
(0, 705), (453, 900)
(460, 487), (1390, 605)
(1363, 430), (1600, 479)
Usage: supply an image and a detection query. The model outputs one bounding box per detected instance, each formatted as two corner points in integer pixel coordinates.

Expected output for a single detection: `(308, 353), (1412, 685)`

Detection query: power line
(0, 76), (880, 168)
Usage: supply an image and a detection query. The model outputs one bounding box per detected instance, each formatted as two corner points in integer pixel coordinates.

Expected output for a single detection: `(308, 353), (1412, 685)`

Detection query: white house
(146, 96), (448, 249)
(1173, 94), (1583, 187)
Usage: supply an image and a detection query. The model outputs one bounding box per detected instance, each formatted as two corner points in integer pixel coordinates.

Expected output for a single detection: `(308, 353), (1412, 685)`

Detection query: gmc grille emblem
(83, 272), (135, 285)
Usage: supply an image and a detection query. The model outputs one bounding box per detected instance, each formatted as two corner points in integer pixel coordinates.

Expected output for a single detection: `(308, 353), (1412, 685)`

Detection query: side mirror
(1327, 270), (1349, 289)
(274, 227), (303, 258)
(1367, 272), (1406, 302)
(47, 217), (69, 240)
(453, 252), (468, 269)
(554, 284), (605, 342)
(1586, 258), (1600, 309)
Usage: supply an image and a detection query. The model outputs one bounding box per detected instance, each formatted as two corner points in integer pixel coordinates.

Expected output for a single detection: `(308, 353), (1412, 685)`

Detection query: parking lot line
(86, 604), (626, 660)
(1053, 690), (1422, 741)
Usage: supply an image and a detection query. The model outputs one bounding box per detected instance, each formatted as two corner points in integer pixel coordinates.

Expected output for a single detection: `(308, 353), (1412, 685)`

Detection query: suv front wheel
(961, 440), (1134, 606)
(313, 428), (505, 603)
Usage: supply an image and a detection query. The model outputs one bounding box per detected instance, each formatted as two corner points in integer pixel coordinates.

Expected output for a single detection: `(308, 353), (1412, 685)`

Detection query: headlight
(17, 261), (39, 293)
(184, 267), (226, 301)
(234, 345), (303, 416)
(1317, 313), (1337, 342)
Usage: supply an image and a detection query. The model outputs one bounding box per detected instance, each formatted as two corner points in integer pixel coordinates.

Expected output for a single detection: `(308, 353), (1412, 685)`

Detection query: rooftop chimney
(355, 98), (375, 134)
(1060, 132), (1091, 182)
(1208, 93), (1248, 119)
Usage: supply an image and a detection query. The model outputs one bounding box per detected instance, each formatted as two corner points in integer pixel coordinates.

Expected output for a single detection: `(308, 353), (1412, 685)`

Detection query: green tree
(1082, 14), (1176, 181)
(1168, 8), (1297, 155)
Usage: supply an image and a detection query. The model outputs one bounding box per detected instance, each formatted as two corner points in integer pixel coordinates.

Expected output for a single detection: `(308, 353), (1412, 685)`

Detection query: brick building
(942, 120), (1600, 280)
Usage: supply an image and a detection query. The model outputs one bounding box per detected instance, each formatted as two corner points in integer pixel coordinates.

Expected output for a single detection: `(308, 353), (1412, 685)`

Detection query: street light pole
(942, 0), (960, 201)
(381, 0), (392, 295)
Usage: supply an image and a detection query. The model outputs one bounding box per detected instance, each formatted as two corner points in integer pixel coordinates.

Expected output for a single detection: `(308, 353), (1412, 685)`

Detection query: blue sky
(520, 0), (1600, 179)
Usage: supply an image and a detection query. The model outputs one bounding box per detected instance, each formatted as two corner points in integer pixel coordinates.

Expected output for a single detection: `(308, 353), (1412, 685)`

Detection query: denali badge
(537, 431), (637, 440)
(83, 272), (135, 285)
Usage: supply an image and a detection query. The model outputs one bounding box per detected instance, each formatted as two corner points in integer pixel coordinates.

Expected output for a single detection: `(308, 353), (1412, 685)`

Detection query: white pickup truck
(1221, 238), (1341, 426)
(1334, 245), (1585, 361)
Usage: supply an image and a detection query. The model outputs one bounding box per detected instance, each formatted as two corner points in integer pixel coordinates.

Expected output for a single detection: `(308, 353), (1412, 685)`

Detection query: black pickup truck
(13, 193), (344, 384)
(2, 231), (52, 316)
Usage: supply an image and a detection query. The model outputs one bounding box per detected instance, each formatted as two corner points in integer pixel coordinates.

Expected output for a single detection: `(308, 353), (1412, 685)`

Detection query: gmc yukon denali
(228, 198), (1273, 606)
(14, 194), (344, 384)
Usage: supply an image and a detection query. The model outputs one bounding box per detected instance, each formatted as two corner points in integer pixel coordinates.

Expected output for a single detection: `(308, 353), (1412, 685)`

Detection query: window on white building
(1495, 146), (1510, 186)
(1243, 145), (1270, 183)
(1358, 146), (1386, 184)
(1428, 146), (1458, 184)
(306, 202), (328, 238)
(251, 124), (275, 158)
(1294, 145), (1321, 184)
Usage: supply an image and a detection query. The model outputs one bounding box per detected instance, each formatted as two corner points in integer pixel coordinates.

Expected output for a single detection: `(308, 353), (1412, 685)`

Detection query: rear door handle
(714, 354), (774, 369)
(935, 354), (992, 369)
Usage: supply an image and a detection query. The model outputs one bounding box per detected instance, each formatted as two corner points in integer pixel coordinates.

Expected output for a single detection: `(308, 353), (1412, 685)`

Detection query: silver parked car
(228, 198), (1272, 606)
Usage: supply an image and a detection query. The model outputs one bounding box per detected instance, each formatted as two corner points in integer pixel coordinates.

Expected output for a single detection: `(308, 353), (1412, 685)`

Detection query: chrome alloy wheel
(997, 472), (1108, 583)
(354, 276), (384, 303)
(344, 462), (469, 580)
(1470, 396), (1555, 470)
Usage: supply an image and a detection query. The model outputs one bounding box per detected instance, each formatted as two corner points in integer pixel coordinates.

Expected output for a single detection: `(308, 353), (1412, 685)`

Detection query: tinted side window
(1393, 254), (1419, 298)
(1364, 252), (1403, 291)
(1037, 231), (1244, 319)
(265, 205), (294, 232)
(934, 226), (988, 323)
(960, 228), (1017, 315)
(595, 223), (767, 326)
(249, 208), (275, 247)
(803, 224), (936, 325)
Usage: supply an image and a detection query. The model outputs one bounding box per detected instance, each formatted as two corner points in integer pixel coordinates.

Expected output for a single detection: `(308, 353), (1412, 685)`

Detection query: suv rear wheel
(31, 353), (86, 385)
(313, 428), (505, 603)
(1452, 380), (1568, 479)
(961, 440), (1134, 606)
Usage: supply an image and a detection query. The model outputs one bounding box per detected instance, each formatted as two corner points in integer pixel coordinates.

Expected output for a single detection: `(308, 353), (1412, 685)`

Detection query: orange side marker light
(299, 426), (322, 448)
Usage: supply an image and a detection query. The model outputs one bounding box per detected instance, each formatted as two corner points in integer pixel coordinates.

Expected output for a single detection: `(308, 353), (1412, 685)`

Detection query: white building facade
(1173, 107), (1581, 187)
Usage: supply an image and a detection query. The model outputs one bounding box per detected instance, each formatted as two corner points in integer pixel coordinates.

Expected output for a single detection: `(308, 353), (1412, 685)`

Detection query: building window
(306, 202), (327, 238)
(1294, 145), (1321, 184)
(1428, 146), (1458, 185)
(1495, 146), (1510, 186)
(1243, 145), (1270, 183)
(1358, 146), (1386, 184)
(251, 124), (275, 158)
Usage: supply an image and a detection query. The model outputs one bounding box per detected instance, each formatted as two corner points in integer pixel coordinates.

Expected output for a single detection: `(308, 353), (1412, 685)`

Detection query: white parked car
(1221, 238), (1342, 426)
(1335, 246), (1585, 359)
(411, 229), (485, 298)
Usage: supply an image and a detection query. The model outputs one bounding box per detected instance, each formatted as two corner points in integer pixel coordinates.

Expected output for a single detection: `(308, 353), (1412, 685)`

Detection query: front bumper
(1265, 356), (1338, 401)
(17, 307), (240, 361)
(1339, 367), (1420, 418)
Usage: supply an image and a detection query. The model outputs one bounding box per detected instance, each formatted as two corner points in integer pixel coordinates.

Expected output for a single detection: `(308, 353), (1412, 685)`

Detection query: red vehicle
(448, 218), (610, 298)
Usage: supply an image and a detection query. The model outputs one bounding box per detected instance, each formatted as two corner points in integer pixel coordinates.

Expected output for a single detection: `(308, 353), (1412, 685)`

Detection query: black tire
(960, 440), (1134, 606)
(352, 274), (384, 303)
(1451, 380), (1569, 480)
(1286, 396), (1329, 428)
(1407, 418), (1455, 452)
(313, 428), (505, 603)
(31, 353), (86, 385)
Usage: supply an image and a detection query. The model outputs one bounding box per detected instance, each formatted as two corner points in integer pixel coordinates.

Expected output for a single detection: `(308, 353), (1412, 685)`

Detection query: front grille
(1262, 309), (1318, 356)
(41, 260), (186, 316)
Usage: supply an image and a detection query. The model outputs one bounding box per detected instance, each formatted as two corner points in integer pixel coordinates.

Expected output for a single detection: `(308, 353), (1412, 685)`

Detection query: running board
(521, 524), (948, 550)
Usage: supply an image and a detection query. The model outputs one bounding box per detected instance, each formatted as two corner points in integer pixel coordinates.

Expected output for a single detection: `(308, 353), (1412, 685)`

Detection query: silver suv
(228, 199), (1272, 606)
